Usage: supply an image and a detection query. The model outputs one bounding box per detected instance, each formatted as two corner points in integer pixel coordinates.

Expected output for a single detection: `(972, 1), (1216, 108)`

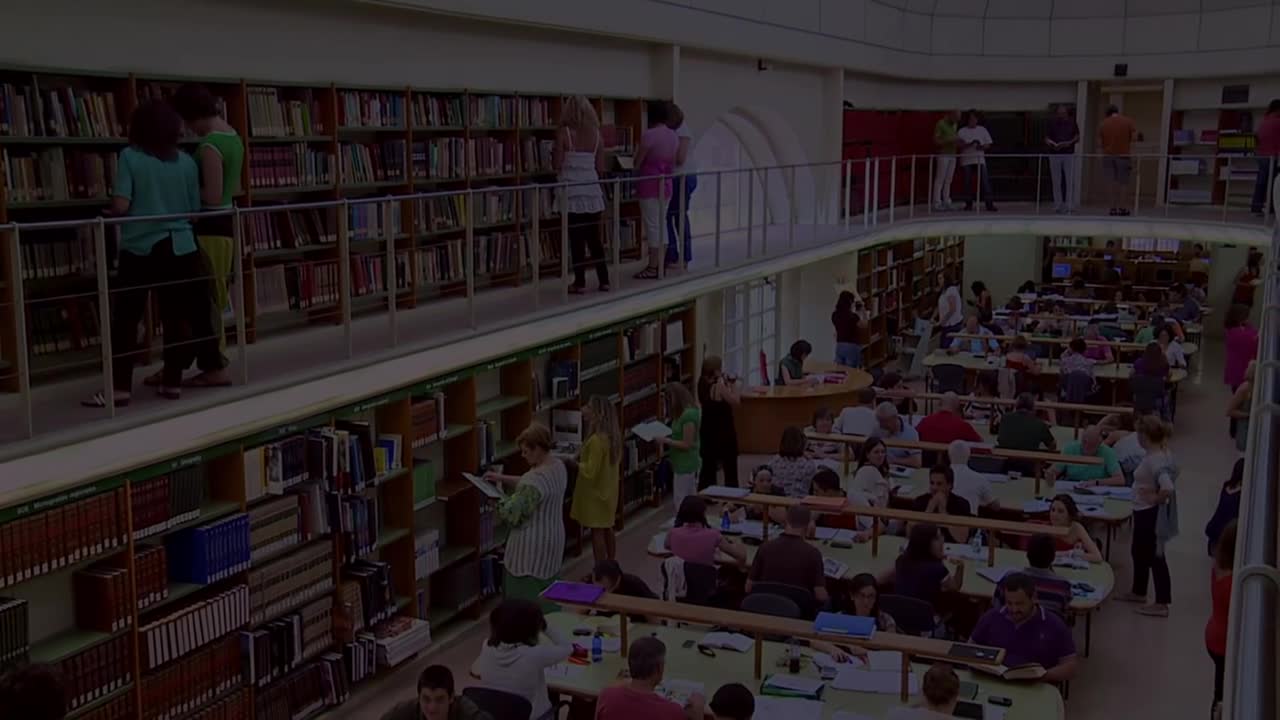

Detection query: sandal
(633, 268), (660, 280)
(183, 371), (232, 388)
(81, 392), (131, 408)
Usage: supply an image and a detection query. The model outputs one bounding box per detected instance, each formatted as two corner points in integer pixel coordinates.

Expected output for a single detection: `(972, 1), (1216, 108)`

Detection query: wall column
(1157, 78), (1175, 206)
(1074, 80), (1089, 209)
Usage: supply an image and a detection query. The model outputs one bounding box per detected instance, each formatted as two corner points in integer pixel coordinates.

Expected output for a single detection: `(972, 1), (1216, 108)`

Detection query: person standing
(572, 395), (622, 563)
(633, 102), (678, 280)
(933, 271), (965, 346)
(1251, 99), (1280, 216)
(957, 110), (996, 212)
(555, 96), (609, 293)
(697, 355), (740, 490)
(665, 103), (697, 268)
(1205, 521), (1237, 713)
(1045, 104), (1080, 214)
(1232, 249), (1263, 309)
(832, 290), (868, 368)
(659, 383), (701, 511)
(1099, 104), (1138, 216)
(82, 100), (220, 408)
(485, 425), (568, 608)
(932, 110), (961, 211)
(1119, 416), (1178, 617)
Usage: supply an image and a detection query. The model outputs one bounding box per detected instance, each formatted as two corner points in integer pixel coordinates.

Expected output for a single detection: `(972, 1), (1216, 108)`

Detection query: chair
(967, 455), (1006, 474)
(929, 363), (967, 395)
(463, 688), (532, 720)
(663, 560), (717, 606)
(879, 594), (936, 637)
(746, 582), (818, 619)
(741, 593), (802, 619)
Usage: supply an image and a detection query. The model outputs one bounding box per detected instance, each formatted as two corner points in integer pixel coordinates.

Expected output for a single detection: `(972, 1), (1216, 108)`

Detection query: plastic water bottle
(591, 633), (602, 663)
(970, 529), (984, 558)
(721, 510), (732, 531)
(1072, 542), (1085, 563)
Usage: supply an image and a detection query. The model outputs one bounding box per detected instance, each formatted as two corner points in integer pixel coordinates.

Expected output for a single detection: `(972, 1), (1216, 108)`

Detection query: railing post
(678, 173), (688, 267)
(863, 160), (871, 228)
(761, 169), (769, 256)
(1164, 156), (1174, 217)
(1266, 154), (1277, 221)
(339, 200), (352, 358)
(1134, 157), (1143, 216)
(746, 169), (754, 258)
(976, 161), (982, 215)
(612, 179), (622, 283)
(466, 189), (476, 328)
(1222, 158), (1232, 222)
(871, 159), (880, 226)
(561, 194), (571, 299)
(909, 155), (917, 219)
(927, 155), (935, 214)
(843, 160), (852, 229)
(788, 166), (796, 250)
(384, 199), (398, 346)
(232, 209), (248, 386)
(714, 171), (722, 268)
(93, 218), (114, 417)
(9, 225), (32, 437)
(1035, 155), (1043, 214)
(888, 158), (897, 224)
(532, 191), (541, 309)
(811, 165), (820, 226)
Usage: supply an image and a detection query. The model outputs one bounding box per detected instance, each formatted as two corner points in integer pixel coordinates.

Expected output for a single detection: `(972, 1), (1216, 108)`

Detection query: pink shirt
(636, 125), (678, 199)
(666, 525), (721, 566)
(1225, 324), (1259, 388)
(1258, 114), (1280, 158)
(597, 686), (686, 720)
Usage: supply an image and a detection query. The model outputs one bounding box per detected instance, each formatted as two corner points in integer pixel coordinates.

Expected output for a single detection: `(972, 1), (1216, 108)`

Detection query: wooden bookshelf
(0, 64), (657, 389)
(854, 237), (965, 368)
(0, 300), (693, 719)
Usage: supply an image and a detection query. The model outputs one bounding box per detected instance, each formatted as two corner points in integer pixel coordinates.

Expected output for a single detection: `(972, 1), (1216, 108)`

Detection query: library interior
(0, 2), (1279, 720)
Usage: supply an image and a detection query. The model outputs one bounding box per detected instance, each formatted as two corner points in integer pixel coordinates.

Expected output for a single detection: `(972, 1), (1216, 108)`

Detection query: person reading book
(380, 665), (491, 720)
(746, 505), (829, 608)
(886, 663), (962, 720)
(709, 683), (755, 720)
(969, 573), (1078, 683)
(811, 468), (874, 541)
(470, 599), (573, 719)
(585, 559), (658, 624)
(666, 496), (748, 568)
(596, 637), (705, 720)
(836, 573), (898, 633)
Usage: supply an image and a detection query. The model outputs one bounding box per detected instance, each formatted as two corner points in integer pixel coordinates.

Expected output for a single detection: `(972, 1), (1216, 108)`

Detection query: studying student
(946, 441), (999, 513)
(879, 523), (964, 606)
(806, 407), (841, 460)
(850, 437), (893, 509)
(886, 663), (963, 720)
(709, 683), (755, 720)
(777, 340), (815, 386)
(813, 467), (874, 540)
(471, 599), (573, 720)
(834, 387), (879, 436)
(915, 393), (982, 445)
(381, 665), (491, 720)
(667, 496), (748, 567)
(585, 559), (658, 623)
(910, 466), (973, 543)
(769, 426), (819, 497)
(1046, 425), (1123, 487)
(1046, 495), (1103, 562)
(970, 573), (1078, 683)
(836, 573), (899, 633)
(995, 394), (1057, 453)
(946, 314), (999, 356)
(596, 637), (705, 720)
(746, 505), (829, 607)
(871, 403), (923, 467)
(993, 534), (1073, 618)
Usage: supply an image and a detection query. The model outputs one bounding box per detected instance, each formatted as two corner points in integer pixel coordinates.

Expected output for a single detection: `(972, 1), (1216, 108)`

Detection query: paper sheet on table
(1093, 486), (1135, 499)
(648, 533), (668, 555)
(1069, 493), (1106, 507)
(731, 520), (766, 539)
(1021, 500), (1051, 513)
(977, 566), (1015, 584)
(762, 674), (826, 694)
(864, 651), (905, 671)
(832, 667), (920, 695)
(945, 543), (985, 561)
(984, 472), (1012, 484)
(753, 696), (824, 720)
(700, 632), (754, 652)
(815, 527), (856, 543)
(824, 557), (850, 579)
(656, 679), (704, 705)
(544, 663), (584, 679)
(1053, 554), (1091, 570)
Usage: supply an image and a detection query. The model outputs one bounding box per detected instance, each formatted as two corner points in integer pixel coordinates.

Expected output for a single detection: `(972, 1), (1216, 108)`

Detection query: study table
(922, 350), (1187, 404)
(543, 611), (1065, 719)
(946, 332), (1199, 358)
(735, 361), (875, 454)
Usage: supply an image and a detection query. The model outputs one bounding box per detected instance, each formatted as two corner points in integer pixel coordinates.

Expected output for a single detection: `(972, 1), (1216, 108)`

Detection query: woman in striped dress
(485, 424), (568, 611)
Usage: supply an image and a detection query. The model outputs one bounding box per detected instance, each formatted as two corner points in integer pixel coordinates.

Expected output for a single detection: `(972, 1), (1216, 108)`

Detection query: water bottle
(970, 529), (984, 558)
(591, 633), (602, 663)
(721, 510), (731, 531)
(1072, 542), (1085, 563)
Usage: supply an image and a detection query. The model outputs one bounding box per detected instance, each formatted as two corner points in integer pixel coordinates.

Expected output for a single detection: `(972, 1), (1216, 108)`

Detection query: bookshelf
(853, 237), (965, 368)
(1167, 106), (1265, 208)
(0, 301), (693, 720)
(0, 64), (659, 389)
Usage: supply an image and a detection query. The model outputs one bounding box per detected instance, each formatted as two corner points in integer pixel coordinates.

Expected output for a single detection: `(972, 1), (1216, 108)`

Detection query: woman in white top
(1156, 325), (1187, 369)
(1119, 416), (1178, 617)
(850, 437), (892, 508)
(471, 598), (573, 719)
(555, 96), (609, 293)
(665, 103), (697, 268)
(933, 272), (964, 345)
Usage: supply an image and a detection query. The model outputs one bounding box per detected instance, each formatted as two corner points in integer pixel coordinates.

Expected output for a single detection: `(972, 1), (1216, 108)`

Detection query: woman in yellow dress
(572, 395), (623, 563)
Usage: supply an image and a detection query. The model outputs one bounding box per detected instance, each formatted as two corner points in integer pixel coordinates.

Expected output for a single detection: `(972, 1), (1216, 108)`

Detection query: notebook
(632, 421), (672, 442)
(813, 612), (876, 639)
(541, 581), (604, 604)
(760, 674), (824, 700)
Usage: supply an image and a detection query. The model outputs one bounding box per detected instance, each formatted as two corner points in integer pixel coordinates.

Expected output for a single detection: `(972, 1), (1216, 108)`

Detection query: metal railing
(0, 152), (1274, 448)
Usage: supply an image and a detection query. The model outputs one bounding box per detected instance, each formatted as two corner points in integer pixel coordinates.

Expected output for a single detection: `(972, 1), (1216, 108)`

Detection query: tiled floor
(332, 344), (1236, 720)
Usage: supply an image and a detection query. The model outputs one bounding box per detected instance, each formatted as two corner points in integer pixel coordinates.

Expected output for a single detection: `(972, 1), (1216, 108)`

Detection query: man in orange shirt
(1098, 105), (1138, 216)
(1251, 99), (1280, 216)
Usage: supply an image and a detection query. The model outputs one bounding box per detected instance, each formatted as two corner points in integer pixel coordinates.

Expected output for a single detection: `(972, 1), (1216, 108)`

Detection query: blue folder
(813, 612), (876, 639)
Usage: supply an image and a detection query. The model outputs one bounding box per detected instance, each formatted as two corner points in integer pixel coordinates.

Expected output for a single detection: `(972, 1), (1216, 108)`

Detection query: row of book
(255, 657), (348, 719)
(476, 420), (502, 468)
(0, 597), (28, 672)
(72, 563), (133, 633)
(472, 189), (515, 226)
(624, 322), (662, 362)
(519, 97), (555, 128)
(415, 194), (466, 234)
(469, 95), (516, 129)
(415, 240), (466, 285)
(252, 260), (342, 314)
(140, 584), (250, 671)
(412, 138), (466, 180)
(480, 554), (504, 598)
(27, 297), (101, 357)
(474, 231), (525, 276)
(350, 253), (393, 299)
(349, 201), (403, 240)
(413, 528), (441, 579)
(341, 561), (396, 633)
(521, 136), (554, 174)
(339, 91), (405, 129)
(247, 540), (333, 626)
(412, 95), (464, 128)
(18, 228), (95, 280)
(248, 495), (302, 566)
(468, 137), (514, 177)
(140, 634), (242, 720)
(340, 140), (406, 185)
(0, 486), (127, 589)
(410, 392), (447, 448)
(241, 595), (333, 687)
(79, 690), (134, 720)
(621, 394), (660, 436)
(333, 493), (379, 563)
(132, 467), (206, 540)
(0, 83), (123, 138)
(536, 360), (579, 410)
(247, 87), (326, 137)
(165, 513), (251, 585)
(61, 633), (133, 712)
(623, 434), (660, 476)
(2, 147), (116, 203)
(247, 145), (334, 189)
(134, 544), (171, 612)
(244, 207), (335, 251)
(243, 437), (309, 504)
(478, 501), (498, 551)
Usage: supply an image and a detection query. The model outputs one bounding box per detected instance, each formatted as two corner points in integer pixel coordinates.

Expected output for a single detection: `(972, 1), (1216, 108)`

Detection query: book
(699, 632), (753, 652)
(976, 566), (1014, 584)
(541, 581), (604, 605)
(140, 584), (250, 671)
(655, 678), (704, 706)
(813, 612), (875, 639)
(461, 472), (503, 500)
(631, 421), (672, 442)
(831, 666), (918, 695)
(248, 540), (334, 625)
(57, 633), (133, 712)
(822, 557), (849, 579)
(968, 662), (1047, 681)
(760, 673), (824, 699)
(0, 597), (30, 673)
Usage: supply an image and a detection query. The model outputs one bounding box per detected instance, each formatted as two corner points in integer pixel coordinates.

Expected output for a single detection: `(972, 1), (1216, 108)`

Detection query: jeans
(1131, 506), (1172, 604)
(1049, 155), (1075, 209)
(1251, 157), (1276, 213)
(932, 155), (956, 207)
(666, 173), (697, 265)
(962, 163), (994, 207)
(835, 341), (863, 368)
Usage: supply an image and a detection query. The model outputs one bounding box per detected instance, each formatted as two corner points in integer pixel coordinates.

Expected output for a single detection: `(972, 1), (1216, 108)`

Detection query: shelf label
(0, 475), (126, 525)
(412, 370), (468, 395)
(343, 388), (409, 416)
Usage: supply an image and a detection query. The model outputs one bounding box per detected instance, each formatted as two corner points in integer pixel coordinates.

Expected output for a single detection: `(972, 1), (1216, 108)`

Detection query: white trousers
(672, 472), (698, 514)
(932, 156), (956, 207)
(1049, 155), (1076, 209)
(640, 197), (667, 249)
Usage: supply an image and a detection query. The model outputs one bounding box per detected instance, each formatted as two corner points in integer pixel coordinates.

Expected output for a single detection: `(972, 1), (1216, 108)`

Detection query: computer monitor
(1052, 263), (1072, 279)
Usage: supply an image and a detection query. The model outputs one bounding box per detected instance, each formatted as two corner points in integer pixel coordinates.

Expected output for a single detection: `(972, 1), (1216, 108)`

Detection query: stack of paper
(544, 663), (584, 679)
(461, 472), (503, 499)
(632, 421), (673, 442)
(703, 486), (751, 500)
(1069, 493), (1106, 508)
(753, 696), (824, 720)
(761, 674), (825, 700)
(823, 557), (850, 579)
(976, 566), (1014, 584)
(984, 472), (1012, 484)
(832, 666), (919, 695)
(656, 679), (704, 705)
(1053, 554), (1091, 570)
(864, 651), (905, 670)
(700, 632), (754, 652)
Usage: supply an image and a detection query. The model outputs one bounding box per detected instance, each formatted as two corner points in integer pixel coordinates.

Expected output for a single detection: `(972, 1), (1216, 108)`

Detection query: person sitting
(851, 437), (893, 509)
(876, 371), (917, 416)
(1004, 335), (1040, 374)
(1157, 325), (1187, 370)
(997, 296), (1026, 334)
(812, 467), (874, 541)
(834, 387), (879, 435)
(1059, 337), (1096, 379)
(776, 340), (815, 386)
(886, 663), (963, 720)
(993, 534), (1073, 618)
(596, 637), (705, 720)
(947, 314), (1000, 355)
(996, 393), (1057, 452)
(1133, 313), (1166, 345)
(1169, 283), (1201, 324)
(381, 665), (491, 720)
(728, 465), (787, 526)
(911, 466), (973, 543)
(769, 426), (819, 497)
(667, 496), (748, 567)
(1047, 424), (1124, 487)
(0, 664), (65, 720)
(871, 403), (923, 467)
(970, 573), (1078, 683)
(964, 372), (1002, 422)
(1082, 322), (1114, 363)
(1045, 495), (1103, 562)
(709, 683), (755, 720)
(947, 441), (999, 512)
(878, 522), (964, 606)
(746, 505), (828, 609)
(591, 560), (658, 601)
(836, 573), (899, 633)
(805, 407), (841, 459)
(471, 599), (573, 720)
(1064, 276), (1091, 299)
(1038, 301), (1072, 336)
(915, 392), (982, 445)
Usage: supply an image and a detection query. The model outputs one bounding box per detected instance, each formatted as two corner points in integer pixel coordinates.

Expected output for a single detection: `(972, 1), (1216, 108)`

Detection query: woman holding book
(632, 102), (678, 280)
(555, 95), (609, 293)
(658, 383), (701, 511)
(83, 100), (220, 408)
(571, 396), (622, 563)
(485, 424), (568, 610)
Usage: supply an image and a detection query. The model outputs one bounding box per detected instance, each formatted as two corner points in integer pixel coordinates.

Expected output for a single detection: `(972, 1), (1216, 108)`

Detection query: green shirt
(113, 147), (200, 256)
(669, 408), (702, 474)
(996, 411), (1056, 452)
(934, 118), (958, 150)
(1053, 441), (1120, 482)
(777, 356), (804, 385)
(1133, 326), (1156, 345)
(197, 130), (244, 209)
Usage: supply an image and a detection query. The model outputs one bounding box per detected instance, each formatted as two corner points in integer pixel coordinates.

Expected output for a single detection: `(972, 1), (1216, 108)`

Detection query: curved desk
(734, 361), (874, 454)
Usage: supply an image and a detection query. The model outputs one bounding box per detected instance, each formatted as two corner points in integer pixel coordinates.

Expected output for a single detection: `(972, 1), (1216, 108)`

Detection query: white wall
(845, 76), (1075, 111)
(962, 235), (1043, 308)
(1173, 76), (1280, 110)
